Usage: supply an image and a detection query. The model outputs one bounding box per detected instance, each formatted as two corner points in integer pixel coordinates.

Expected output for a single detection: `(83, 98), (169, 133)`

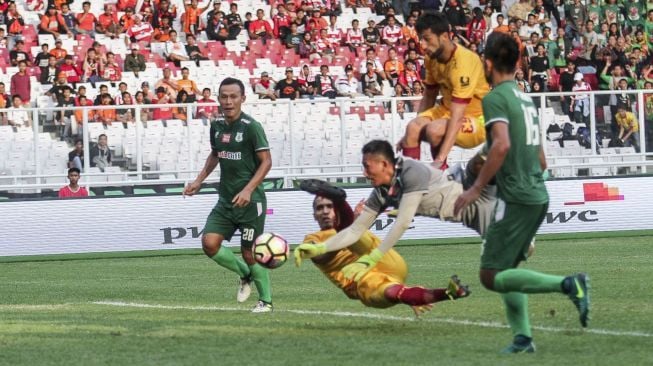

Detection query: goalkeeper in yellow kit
(298, 179), (469, 315)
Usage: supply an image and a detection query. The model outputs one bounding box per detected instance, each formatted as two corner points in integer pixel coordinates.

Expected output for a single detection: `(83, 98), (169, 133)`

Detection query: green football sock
(249, 263), (272, 303)
(494, 269), (565, 294)
(502, 292), (532, 338)
(211, 247), (250, 278)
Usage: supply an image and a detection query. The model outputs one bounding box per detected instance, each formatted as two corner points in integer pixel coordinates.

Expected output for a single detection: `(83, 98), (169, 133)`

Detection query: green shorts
(481, 200), (548, 270)
(203, 200), (267, 249)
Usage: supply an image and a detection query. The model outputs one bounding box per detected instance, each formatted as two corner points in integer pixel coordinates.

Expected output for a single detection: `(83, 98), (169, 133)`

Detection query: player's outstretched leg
(491, 269), (591, 327)
(203, 234), (252, 303)
(385, 275), (470, 307)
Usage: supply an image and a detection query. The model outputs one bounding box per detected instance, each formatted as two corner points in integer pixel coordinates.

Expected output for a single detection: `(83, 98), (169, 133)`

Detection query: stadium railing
(0, 90), (651, 196)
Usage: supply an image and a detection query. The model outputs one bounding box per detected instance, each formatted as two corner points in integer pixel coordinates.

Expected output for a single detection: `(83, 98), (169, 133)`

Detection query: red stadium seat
(329, 106), (341, 115)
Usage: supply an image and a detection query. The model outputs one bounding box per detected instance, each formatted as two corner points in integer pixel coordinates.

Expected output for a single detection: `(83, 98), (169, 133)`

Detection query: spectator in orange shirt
(493, 14), (510, 34)
(74, 94), (94, 123)
(153, 16), (173, 42)
(97, 4), (123, 39)
(248, 8), (273, 42)
(75, 1), (97, 36)
(306, 9), (327, 33)
(402, 15), (418, 45)
(182, 0), (213, 35)
(39, 5), (73, 38)
(383, 47), (404, 86)
(119, 7), (136, 30)
(177, 67), (201, 102)
(94, 93), (117, 125)
(50, 39), (67, 62)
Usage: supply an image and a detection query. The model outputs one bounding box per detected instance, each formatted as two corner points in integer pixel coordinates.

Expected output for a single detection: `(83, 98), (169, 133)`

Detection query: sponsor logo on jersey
(235, 132), (243, 142)
(460, 76), (470, 87)
(217, 151), (242, 160)
(221, 133), (231, 143)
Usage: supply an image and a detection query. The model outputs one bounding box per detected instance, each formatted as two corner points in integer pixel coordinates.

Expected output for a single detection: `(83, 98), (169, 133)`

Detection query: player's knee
(405, 118), (427, 140)
(479, 270), (496, 291)
(201, 235), (222, 257)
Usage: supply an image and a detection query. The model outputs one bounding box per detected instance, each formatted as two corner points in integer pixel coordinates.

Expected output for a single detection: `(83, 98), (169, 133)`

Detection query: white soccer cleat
(237, 277), (252, 303)
(251, 300), (273, 313)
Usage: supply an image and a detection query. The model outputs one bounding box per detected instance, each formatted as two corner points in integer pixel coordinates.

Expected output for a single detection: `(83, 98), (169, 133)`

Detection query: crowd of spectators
(0, 0), (650, 152)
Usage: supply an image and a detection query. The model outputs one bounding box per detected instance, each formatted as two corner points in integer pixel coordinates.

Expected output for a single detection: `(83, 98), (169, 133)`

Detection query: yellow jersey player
(398, 12), (490, 168)
(298, 179), (470, 316)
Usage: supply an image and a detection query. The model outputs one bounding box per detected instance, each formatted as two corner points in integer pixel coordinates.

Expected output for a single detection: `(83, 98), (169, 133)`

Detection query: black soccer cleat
(300, 179), (347, 202)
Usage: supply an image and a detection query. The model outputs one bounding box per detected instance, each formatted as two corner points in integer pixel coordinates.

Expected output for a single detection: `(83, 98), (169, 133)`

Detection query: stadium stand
(0, 0), (652, 197)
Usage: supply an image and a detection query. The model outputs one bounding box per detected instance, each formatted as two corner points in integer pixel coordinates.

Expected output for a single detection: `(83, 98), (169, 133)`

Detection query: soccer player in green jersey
(454, 33), (590, 353)
(183, 77), (273, 313)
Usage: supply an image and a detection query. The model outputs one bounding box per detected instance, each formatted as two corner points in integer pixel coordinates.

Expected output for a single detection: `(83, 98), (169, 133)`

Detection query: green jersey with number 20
(482, 80), (548, 205)
(209, 112), (270, 206)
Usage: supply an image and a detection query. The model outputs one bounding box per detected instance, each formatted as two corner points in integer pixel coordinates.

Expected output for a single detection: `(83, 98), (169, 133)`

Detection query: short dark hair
(362, 140), (395, 163)
(415, 12), (450, 36)
(68, 167), (81, 175)
(98, 133), (107, 140)
(484, 32), (520, 74)
(181, 67), (189, 72)
(219, 77), (245, 96)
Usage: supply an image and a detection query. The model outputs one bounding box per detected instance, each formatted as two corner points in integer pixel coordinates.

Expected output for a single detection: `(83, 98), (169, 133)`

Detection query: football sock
(212, 247), (250, 278)
(386, 285), (450, 306)
(249, 263), (272, 303)
(493, 269), (565, 294)
(401, 146), (421, 160)
(502, 292), (532, 338)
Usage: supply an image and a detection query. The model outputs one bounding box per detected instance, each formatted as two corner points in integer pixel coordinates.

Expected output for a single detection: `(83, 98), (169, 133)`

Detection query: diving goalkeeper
(299, 179), (469, 315)
(295, 139), (498, 281)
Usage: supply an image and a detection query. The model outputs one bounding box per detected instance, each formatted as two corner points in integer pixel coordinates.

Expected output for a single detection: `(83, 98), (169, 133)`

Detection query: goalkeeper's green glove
(293, 243), (327, 267)
(341, 248), (384, 282)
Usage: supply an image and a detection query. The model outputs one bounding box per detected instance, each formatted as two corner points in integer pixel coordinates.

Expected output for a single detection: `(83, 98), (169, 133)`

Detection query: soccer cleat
(237, 276), (252, 303)
(565, 273), (591, 327)
(299, 179), (346, 202)
(500, 341), (536, 354)
(445, 275), (471, 300)
(251, 300), (273, 313)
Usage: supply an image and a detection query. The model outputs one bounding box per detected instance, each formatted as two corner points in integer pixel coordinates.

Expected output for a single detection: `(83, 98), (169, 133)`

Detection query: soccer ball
(252, 233), (289, 269)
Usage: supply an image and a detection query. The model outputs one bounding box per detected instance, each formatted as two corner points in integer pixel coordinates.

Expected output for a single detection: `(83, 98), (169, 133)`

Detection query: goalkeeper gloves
(293, 242), (327, 267)
(341, 248), (384, 282)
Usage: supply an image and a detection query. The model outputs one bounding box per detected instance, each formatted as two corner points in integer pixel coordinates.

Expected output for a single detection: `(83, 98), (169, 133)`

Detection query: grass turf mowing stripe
(90, 301), (653, 339)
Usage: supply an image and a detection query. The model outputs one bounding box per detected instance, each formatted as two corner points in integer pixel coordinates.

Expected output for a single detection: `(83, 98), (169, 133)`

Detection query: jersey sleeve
(249, 122), (270, 152)
(209, 122), (218, 152)
(401, 160), (431, 193)
(482, 92), (509, 126)
(365, 189), (385, 213)
(450, 53), (483, 103)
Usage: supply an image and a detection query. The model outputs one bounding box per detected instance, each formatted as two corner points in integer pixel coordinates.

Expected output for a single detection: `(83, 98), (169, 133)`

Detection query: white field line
(91, 301), (652, 338)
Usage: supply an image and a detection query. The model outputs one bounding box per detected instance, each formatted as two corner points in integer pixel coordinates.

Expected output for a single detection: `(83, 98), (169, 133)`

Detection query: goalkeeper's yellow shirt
(303, 229), (408, 308)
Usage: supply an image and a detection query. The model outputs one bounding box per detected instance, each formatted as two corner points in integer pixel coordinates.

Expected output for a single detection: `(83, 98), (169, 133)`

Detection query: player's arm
(375, 191), (422, 253)
(417, 83), (439, 113)
(433, 100), (468, 164)
(294, 208), (377, 266)
(232, 149), (272, 207)
(454, 121), (510, 215)
(184, 151), (219, 196)
(539, 146), (547, 171)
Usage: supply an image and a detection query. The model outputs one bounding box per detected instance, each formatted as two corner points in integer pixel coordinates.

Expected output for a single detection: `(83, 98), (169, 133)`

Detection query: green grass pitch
(1, 235), (651, 365)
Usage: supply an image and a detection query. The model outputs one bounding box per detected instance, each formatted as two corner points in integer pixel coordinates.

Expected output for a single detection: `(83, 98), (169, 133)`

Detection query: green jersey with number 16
(482, 80), (548, 205)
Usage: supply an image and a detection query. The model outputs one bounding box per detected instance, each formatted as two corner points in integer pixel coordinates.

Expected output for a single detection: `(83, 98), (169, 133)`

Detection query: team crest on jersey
(460, 76), (470, 87)
(221, 133), (231, 143)
(235, 132), (243, 142)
